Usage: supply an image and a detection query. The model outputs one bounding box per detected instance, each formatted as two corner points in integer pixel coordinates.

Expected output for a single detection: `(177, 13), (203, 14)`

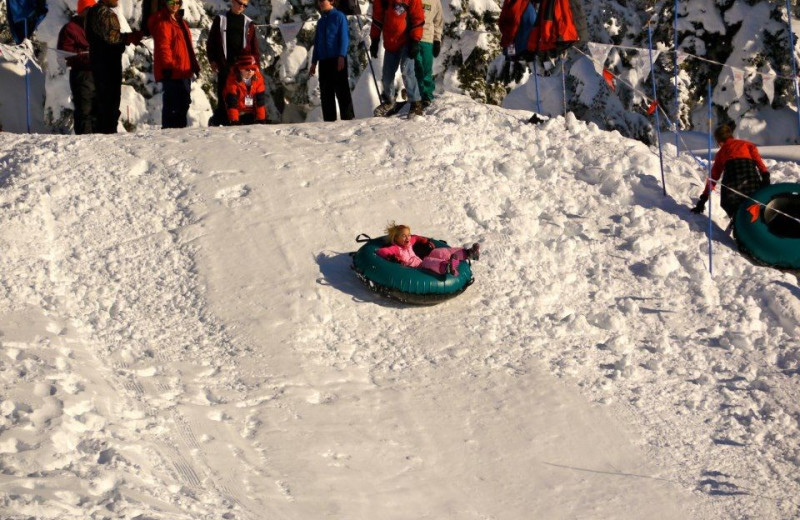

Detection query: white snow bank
(1, 94), (799, 519)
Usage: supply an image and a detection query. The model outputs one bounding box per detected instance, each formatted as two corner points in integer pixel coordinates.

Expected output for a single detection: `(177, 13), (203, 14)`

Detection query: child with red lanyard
(691, 123), (770, 219)
(376, 222), (480, 277)
(223, 55), (268, 125)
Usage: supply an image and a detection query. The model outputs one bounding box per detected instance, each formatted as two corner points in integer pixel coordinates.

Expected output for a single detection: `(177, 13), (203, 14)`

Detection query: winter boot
(466, 243), (480, 261)
(373, 102), (395, 117)
(447, 254), (459, 276)
(408, 101), (424, 119)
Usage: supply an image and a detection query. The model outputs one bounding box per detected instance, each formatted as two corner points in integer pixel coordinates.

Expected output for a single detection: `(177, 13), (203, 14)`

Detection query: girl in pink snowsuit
(376, 222), (480, 276)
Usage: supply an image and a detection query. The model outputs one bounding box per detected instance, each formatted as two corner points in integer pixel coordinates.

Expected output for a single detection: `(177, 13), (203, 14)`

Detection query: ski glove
(369, 39), (380, 59)
(761, 171), (770, 187)
(433, 40), (441, 58)
(690, 193), (709, 214)
(409, 40), (420, 59)
(162, 69), (173, 80)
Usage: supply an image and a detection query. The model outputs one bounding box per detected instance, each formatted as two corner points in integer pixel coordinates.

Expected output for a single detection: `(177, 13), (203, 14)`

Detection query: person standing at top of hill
(149, 0), (200, 129)
(85, 0), (144, 133)
(691, 123), (770, 220)
(414, 0), (442, 109)
(309, 0), (354, 121)
(57, 0), (96, 134)
(369, 0), (425, 118)
(207, 0), (261, 126)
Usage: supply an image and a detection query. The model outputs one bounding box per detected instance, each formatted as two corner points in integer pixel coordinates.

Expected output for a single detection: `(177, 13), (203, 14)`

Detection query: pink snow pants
(419, 247), (467, 274)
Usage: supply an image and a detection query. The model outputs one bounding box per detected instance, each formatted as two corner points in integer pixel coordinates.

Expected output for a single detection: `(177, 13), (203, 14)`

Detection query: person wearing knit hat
(77, 0), (95, 15)
(56, 0), (97, 133)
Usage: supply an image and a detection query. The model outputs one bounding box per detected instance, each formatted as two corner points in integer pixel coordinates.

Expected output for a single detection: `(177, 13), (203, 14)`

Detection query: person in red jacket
(57, 0), (96, 134)
(369, 0), (425, 118)
(223, 55), (268, 125)
(207, 0), (261, 126)
(149, 0), (200, 128)
(691, 123), (770, 220)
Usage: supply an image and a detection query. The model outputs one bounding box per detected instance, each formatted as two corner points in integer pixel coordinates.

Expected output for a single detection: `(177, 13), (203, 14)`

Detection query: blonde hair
(385, 221), (410, 244)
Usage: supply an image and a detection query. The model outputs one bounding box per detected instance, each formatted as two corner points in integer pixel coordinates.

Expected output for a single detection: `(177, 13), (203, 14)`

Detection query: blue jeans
(381, 45), (420, 103)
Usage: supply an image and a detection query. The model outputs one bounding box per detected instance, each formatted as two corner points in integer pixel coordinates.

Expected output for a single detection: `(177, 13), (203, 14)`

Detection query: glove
(690, 193), (708, 214)
(433, 40), (441, 58)
(409, 40), (420, 59)
(761, 171), (770, 187)
(124, 30), (144, 46)
(369, 39), (380, 59)
(162, 68), (173, 80)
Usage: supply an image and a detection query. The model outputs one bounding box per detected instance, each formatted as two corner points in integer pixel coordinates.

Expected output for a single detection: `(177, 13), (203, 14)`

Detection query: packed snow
(1, 94), (800, 519)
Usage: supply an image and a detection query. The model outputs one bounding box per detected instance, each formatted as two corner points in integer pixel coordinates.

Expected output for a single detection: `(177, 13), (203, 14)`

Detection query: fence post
(647, 23), (667, 196)
(706, 80), (713, 276)
(786, 0), (800, 139)
(674, 0), (680, 152)
(24, 19), (31, 133)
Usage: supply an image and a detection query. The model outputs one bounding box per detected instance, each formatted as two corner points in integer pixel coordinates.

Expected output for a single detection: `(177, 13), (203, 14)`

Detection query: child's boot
(447, 254), (459, 276)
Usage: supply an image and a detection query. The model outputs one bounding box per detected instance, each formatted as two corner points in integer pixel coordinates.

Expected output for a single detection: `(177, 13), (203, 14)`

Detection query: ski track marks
(0, 136), (256, 519)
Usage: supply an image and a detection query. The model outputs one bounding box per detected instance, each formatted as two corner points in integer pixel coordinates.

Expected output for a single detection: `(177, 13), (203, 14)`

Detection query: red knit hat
(77, 0), (96, 15)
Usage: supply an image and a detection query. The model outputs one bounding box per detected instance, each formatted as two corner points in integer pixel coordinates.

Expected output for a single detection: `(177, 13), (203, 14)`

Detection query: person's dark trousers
(91, 61), (122, 134)
(162, 78), (192, 129)
(69, 69), (95, 134)
(319, 57), (354, 122)
(211, 68), (229, 126)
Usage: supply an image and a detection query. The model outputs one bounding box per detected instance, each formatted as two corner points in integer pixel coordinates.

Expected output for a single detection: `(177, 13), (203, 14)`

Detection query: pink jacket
(376, 235), (432, 267)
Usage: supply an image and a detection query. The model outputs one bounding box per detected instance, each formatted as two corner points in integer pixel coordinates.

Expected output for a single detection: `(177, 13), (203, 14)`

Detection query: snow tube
(351, 234), (474, 305)
(734, 183), (800, 270)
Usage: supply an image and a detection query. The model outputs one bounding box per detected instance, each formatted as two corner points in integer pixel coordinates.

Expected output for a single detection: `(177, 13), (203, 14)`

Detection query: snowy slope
(1, 94), (800, 519)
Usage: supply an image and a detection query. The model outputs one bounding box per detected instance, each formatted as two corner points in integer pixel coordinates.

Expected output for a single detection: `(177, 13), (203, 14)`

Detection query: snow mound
(1, 93), (799, 519)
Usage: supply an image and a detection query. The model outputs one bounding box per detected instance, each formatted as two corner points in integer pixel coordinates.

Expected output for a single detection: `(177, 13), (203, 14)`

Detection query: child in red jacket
(376, 222), (480, 277)
(691, 123), (770, 219)
(223, 55), (267, 125)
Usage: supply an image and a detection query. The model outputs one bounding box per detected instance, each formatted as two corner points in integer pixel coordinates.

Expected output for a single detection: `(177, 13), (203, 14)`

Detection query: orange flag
(603, 69), (615, 92)
(647, 100), (658, 115)
(747, 204), (760, 223)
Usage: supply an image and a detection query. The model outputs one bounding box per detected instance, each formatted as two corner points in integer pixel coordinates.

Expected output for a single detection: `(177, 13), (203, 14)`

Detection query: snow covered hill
(1, 94), (799, 519)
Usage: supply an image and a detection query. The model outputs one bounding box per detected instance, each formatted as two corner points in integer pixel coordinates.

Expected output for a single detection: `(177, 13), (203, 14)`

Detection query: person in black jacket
(85, 0), (143, 133)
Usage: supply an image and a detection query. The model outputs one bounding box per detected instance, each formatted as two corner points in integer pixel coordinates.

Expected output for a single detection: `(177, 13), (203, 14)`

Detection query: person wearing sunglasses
(207, 0), (261, 126)
(223, 55), (268, 125)
(149, 0), (200, 128)
(308, 0), (354, 121)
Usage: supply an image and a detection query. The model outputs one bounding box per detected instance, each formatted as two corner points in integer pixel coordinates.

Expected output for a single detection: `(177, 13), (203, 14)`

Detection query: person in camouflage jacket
(85, 0), (143, 133)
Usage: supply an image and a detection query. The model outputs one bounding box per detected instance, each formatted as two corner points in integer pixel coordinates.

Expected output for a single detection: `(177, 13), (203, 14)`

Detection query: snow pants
(69, 69), (95, 135)
(381, 45), (420, 103)
(319, 57), (355, 121)
(162, 78), (191, 129)
(419, 247), (467, 274)
(413, 41), (434, 103)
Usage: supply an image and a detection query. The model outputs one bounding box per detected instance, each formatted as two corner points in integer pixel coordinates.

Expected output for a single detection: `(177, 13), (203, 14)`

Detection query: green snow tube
(351, 234), (474, 305)
(734, 183), (800, 270)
